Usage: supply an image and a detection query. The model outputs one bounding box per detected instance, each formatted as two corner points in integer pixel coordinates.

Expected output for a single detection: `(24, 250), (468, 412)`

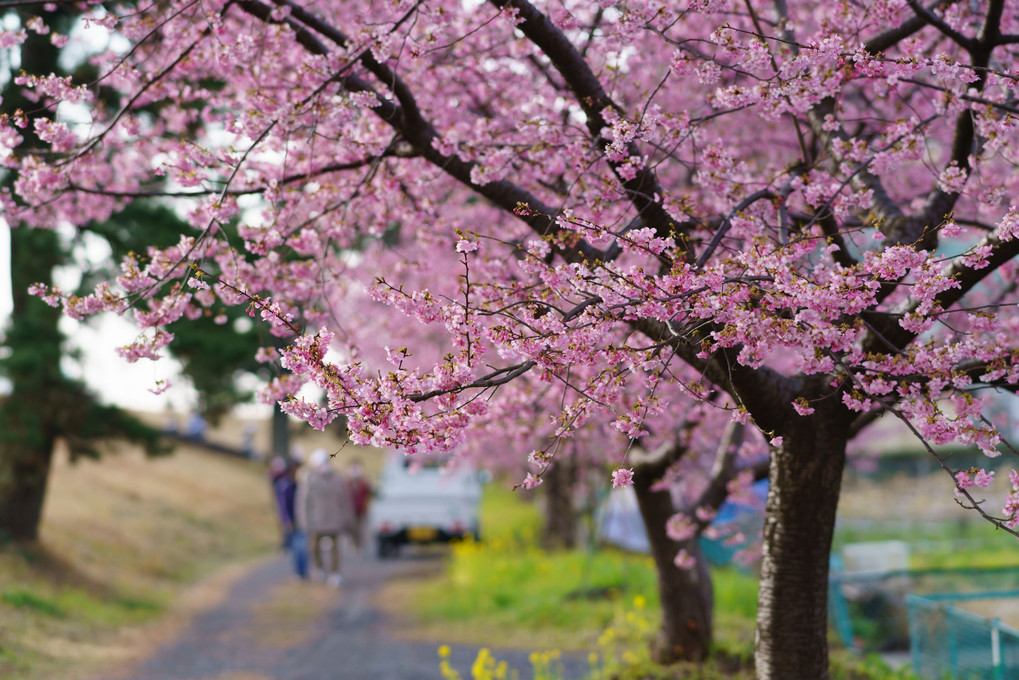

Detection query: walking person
(346, 460), (373, 553)
(269, 456), (309, 580)
(296, 449), (354, 587)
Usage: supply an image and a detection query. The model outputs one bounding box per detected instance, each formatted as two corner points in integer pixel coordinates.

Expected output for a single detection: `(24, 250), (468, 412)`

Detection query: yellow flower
(633, 595), (646, 609)
(472, 648), (492, 679)
(438, 644), (452, 659)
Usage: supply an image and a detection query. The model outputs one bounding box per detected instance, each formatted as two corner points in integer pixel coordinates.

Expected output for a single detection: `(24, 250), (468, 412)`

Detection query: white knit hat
(309, 448), (330, 468)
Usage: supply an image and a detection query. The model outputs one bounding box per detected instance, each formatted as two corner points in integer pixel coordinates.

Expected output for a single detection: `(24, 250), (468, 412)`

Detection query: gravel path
(102, 549), (591, 680)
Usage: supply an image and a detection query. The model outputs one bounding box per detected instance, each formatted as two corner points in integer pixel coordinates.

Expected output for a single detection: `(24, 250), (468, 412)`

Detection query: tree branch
(977, 0), (1005, 46)
(692, 421), (748, 525)
(904, 0), (974, 49)
(234, 0), (608, 264)
(815, 211), (859, 268)
(67, 151), (415, 198)
(630, 316), (800, 431)
(488, 0), (690, 259)
(630, 438), (687, 480)
(806, 98), (906, 232)
(917, 0), (1003, 240)
(694, 189), (775, 269)
(407, 360), (536, 402)
(864, 1), (961, 54)
(861, 233), (1019, 356)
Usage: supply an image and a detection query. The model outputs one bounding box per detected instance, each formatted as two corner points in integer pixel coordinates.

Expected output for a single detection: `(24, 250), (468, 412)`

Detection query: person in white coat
(296, 449), (354, 587)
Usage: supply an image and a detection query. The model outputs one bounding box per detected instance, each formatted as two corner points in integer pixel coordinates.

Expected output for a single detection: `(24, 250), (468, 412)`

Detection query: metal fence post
(947, 604), (958, 678)
(992, 618), (1002, 680)
(829, 573), (856, 649)
(907, 595), (922, 677)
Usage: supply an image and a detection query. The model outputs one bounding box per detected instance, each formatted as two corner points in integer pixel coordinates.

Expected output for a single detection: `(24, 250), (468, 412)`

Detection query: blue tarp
(596, 480), (768, 565)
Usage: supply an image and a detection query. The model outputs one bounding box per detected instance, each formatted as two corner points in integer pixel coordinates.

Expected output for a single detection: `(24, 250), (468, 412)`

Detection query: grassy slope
(0, 438), (280, 680)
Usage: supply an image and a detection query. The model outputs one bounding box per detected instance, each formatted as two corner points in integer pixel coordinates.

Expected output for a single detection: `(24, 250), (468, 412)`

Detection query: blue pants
(288, 530), (309, 579)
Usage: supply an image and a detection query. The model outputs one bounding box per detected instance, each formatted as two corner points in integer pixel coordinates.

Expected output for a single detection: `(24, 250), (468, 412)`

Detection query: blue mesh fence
(906, 592), (1019, 680)
(828, 566), (1019, 655)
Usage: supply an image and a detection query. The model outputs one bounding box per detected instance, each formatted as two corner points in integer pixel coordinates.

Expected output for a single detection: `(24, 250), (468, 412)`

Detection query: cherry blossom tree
(8, 0), (1019, 677)
(329, 234), (773, 660)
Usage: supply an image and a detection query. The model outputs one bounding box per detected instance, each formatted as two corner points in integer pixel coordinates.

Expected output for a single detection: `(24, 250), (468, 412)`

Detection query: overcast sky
(0, 223), (275, 416)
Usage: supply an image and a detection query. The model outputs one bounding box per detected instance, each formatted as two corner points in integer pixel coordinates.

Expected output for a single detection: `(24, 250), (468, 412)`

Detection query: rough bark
(632, 463), (713, 663)
(541, 457), (577, 549)
(0, 229), (63, 542)
(0, 13), (69, 543)
(753, 405), (850, 680)
(0, 434), (56, 543)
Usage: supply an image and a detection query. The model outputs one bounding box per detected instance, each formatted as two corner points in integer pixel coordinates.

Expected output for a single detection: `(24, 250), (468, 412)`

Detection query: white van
(367, 454), (482, 558)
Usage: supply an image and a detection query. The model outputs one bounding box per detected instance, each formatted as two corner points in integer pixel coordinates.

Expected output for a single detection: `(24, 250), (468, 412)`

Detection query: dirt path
(85, 550), (590, 680)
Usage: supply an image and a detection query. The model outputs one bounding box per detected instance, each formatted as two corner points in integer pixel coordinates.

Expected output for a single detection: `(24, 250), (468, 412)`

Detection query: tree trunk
(632, 463), (713, 663)
(754, 409), (849, 680)
(0, 228), (64, 542)
(541, 457), (577, 549)
(0, 437), (57, 542)
(0, 10), (71, 543)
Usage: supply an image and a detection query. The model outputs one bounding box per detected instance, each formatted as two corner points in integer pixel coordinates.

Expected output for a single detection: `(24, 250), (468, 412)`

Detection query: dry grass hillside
(0, 414), (379, 680)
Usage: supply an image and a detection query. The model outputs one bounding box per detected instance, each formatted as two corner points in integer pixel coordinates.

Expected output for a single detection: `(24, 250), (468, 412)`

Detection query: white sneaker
(326, 573), (343, 588)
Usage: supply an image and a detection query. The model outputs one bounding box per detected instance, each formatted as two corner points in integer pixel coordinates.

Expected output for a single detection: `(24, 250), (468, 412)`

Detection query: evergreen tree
(0, 10), (164, 542)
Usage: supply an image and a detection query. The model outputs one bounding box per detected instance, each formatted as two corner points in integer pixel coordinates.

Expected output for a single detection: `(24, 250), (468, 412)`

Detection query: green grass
(419, 484), (762, 649)
(0, 440), (281, 680)
(426, 537), (659, 631)
(412, 485), (659, 650)
(1, 589), (65, 617)
(833, 517), (1019, 570)
(835, 521), (1001, 547)
(479, 482), (543, 539)
(908, 542), (1019, 569)
(412, 483), (923, 680)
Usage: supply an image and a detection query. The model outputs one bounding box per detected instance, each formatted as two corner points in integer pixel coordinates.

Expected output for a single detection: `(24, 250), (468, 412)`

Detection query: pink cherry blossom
(611, 468), (634, 488)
